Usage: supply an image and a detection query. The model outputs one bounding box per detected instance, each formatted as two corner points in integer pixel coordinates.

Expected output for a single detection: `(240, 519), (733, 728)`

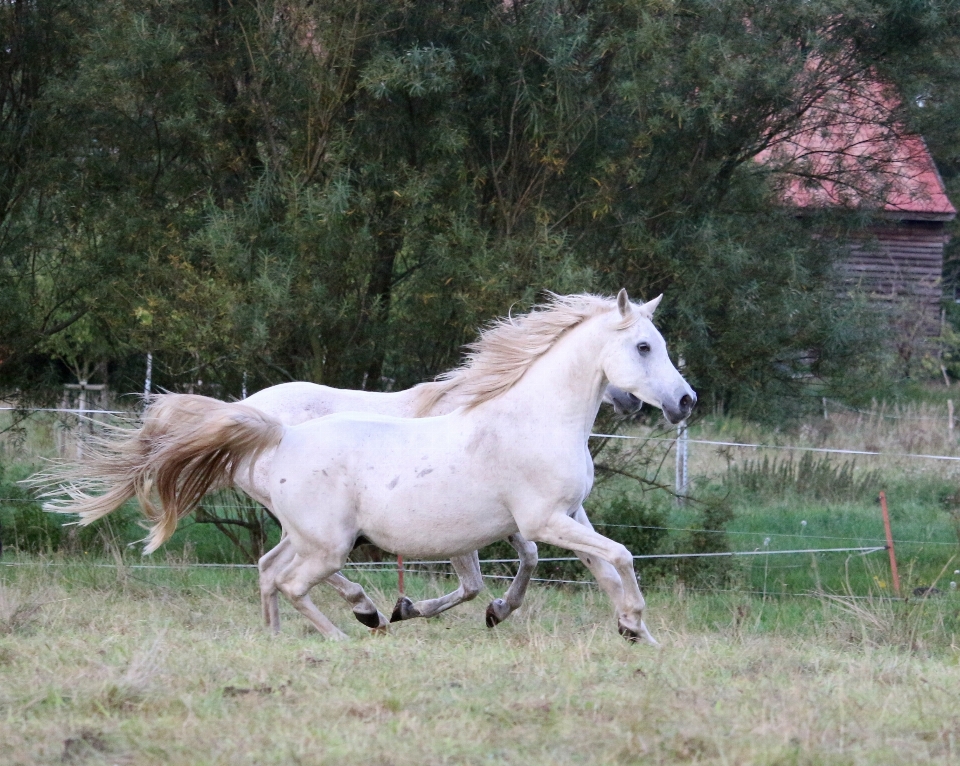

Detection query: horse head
(599, 289), (696, 425)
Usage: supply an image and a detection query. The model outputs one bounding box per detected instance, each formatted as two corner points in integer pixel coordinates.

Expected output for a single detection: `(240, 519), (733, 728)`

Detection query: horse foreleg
(569, 506), (630, 613)
(524, 507), (657, 646)
(390, 551), (483, 623)
(485, 533), (538, 627)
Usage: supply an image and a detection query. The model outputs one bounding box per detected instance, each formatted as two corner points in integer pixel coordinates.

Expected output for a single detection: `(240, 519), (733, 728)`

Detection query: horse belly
(355, 467), (515, 558)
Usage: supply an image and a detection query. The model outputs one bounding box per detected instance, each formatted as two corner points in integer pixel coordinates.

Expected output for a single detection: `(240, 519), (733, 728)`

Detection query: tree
(2, 0), (959, 416)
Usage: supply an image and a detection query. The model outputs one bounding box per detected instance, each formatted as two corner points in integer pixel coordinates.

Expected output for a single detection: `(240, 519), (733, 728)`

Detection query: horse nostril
(680, 394), (693, 411)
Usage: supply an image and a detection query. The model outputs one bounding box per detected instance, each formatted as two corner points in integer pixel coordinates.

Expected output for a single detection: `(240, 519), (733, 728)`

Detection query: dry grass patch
(1, 561), (959, 765)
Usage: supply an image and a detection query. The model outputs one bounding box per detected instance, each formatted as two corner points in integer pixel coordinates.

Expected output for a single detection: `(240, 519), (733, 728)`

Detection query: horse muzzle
(662, 392), (696, 424)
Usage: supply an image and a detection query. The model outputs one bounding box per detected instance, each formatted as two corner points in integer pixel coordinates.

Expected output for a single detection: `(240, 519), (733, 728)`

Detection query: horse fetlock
(389, 596), (421, 623)
(617, 619), (642, 643)
(616, 610), (644, 640)
(639, 620), (660, 647)
(485, 598), (511, 628)
(618, 615), (659, 646)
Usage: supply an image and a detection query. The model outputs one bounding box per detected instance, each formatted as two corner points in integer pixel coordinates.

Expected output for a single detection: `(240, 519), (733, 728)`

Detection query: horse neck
(489, 316), (608, 441)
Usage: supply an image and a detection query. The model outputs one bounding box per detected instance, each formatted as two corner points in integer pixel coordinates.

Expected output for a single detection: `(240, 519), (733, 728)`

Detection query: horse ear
(617, 288), (631, 317)
(641, 294), (663, 317)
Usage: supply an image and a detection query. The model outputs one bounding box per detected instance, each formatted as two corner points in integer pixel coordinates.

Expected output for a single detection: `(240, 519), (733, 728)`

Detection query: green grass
(721, 490), (958, 597)
(2, 558), (960, 765)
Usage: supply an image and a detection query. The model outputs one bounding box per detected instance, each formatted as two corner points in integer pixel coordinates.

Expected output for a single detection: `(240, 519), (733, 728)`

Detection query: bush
(672, 492), (735, 588)
(0, 464), (61, 554)
(725, 453), (882, 503)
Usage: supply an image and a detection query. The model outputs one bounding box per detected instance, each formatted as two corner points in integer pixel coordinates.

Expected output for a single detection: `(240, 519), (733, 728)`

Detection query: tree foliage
(3, 0), (959, 416)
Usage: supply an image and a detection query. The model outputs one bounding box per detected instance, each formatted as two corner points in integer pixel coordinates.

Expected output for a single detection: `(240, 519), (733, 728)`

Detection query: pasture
(1, 560), (960, 765)
(2, 399), (960, 764)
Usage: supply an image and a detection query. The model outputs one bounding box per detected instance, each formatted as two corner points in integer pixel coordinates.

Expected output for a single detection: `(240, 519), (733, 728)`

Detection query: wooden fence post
(879, 491), (901, 598)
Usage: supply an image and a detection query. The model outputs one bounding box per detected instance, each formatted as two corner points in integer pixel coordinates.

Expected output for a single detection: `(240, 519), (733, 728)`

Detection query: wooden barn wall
(838, 221), (948, 338)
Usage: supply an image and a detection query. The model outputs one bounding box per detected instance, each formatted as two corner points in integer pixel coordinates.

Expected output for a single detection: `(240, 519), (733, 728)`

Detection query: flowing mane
(416, 292), (638, 415)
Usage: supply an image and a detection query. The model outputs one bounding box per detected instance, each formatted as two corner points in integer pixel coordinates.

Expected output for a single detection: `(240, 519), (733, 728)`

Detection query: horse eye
(637, 342), (651, 354)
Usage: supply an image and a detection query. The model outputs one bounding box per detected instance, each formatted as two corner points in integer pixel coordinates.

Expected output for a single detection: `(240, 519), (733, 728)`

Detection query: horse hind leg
(485, 533), (538, 628)
(258, 535), (293, 633)
(390, 552), (483, 623)
(260, 537), (389, 635)
(274, 550), (349, 641)
(324, 572), (389, 633)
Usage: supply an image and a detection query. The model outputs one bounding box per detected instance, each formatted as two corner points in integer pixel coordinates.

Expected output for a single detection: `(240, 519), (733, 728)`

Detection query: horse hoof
(618, 621), (641, 643)
(485, 598), (509, 628)
(390, 596), (420, 623)
(354, 610), (381, 629)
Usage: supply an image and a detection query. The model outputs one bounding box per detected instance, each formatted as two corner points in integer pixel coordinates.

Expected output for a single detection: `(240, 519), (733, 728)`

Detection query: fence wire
(2, 404), (956, 587)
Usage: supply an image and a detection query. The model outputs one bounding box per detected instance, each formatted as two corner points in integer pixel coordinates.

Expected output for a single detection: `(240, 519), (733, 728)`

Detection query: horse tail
(33, 394), (285, 554)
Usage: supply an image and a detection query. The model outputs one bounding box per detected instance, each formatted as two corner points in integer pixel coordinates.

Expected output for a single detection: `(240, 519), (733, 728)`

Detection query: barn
(757, 75), (957, 343)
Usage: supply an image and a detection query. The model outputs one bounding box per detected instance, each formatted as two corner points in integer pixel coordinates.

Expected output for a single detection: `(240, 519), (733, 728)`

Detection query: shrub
(725, 453), (882, 503)
(0, 464), (61, 554)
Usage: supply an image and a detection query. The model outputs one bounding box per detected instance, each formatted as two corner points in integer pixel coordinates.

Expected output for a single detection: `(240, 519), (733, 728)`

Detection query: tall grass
(725, 453), (882, 502)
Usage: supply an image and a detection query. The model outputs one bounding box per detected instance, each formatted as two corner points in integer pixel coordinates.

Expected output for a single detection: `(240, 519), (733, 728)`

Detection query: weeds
(815, 554), (958, 650)
(725, 453), (882, 502)
(96, 633), (166, 713)
(0, 584), (46, 634)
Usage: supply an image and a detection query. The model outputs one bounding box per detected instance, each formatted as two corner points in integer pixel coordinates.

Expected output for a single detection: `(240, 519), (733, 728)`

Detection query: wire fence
(1, 492), (955, 549)
(593, 432), (960, 463)
(0, 545), (890, 587)
(2, 402), (957, 598)
(0, 544), (890, 571)
(0, 545), (907, 600)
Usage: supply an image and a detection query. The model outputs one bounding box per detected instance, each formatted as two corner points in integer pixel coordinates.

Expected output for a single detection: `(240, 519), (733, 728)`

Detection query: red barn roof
(757, 75), (955, 220)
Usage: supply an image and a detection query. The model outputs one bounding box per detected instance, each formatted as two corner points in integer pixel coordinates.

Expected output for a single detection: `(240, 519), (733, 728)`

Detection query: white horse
(45, 289), (694, 642)
(248, 381), (642, 632)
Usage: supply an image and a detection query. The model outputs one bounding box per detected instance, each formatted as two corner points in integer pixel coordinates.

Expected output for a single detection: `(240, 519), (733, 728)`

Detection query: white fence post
(62, 381), (108, 459)
(144, 352), (153, 398)
(676, 420), (688, 505)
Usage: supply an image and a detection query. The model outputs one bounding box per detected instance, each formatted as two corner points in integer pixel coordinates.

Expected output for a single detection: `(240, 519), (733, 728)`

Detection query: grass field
(2, 559), (960, 765)
(2, 399), (960, 764)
